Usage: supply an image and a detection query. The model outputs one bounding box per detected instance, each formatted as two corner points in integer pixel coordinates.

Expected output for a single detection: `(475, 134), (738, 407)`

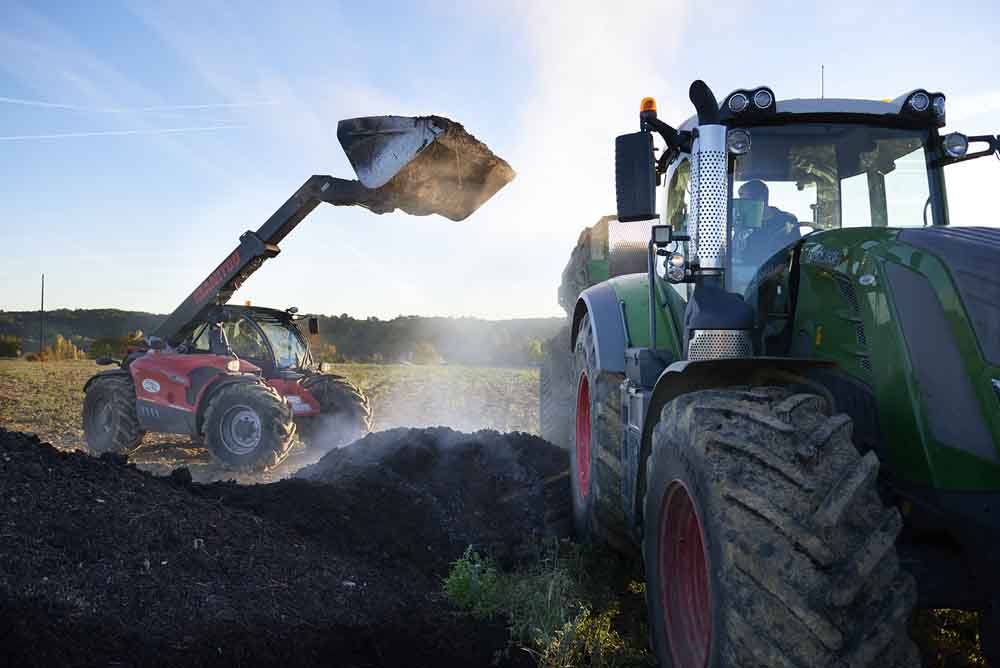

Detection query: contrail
(0, 96), (278, 113)
(0, 124), (249, 141)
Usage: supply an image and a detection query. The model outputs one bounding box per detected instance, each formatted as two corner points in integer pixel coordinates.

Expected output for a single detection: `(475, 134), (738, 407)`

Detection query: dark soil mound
(0, 427), (568, 667)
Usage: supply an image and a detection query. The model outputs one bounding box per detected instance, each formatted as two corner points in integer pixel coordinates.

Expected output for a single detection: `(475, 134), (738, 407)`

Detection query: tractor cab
(187, 306), (319, 378)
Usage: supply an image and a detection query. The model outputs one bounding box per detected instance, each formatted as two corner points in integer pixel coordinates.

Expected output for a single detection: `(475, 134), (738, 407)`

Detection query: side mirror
(308, 317), (319, 335)
(615, 131), (657, 222)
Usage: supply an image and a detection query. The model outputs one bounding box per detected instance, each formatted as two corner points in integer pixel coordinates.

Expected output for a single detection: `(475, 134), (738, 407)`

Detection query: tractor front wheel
(296, 375), (372, 450)
(202, 382), (294, 472)
(82, 374), (144, 454)
(643, 386), (919, 667)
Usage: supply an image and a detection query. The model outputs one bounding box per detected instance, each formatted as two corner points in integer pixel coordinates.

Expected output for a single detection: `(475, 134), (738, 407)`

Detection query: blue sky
(1, 0), (998, 318)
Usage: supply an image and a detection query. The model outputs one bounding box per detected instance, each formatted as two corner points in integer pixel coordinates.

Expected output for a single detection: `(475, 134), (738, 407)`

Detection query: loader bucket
(337, 115), (515, 221)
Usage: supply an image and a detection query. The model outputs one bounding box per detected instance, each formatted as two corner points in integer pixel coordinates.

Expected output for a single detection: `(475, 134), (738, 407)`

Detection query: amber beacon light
(640, 97), (657, 113)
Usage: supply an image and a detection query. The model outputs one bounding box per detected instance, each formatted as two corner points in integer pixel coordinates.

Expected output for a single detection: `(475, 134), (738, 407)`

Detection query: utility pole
(821, 64), (825, 100)
(39, 273), (45, 354)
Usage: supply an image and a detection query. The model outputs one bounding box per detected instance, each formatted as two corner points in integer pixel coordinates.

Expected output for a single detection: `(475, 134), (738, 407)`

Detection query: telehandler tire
(82, 375), (145, 454)
(571, 313), (632, 553)
(540, 325), (573, 449)
(297, 375), (372, 449)
(202, 382), (294, 472)
(643, 386), (919, 668)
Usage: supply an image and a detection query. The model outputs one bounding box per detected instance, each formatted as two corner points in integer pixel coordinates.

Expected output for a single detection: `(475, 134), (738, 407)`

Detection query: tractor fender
(571, 282), (627, 374)
(83, 368), (132, 393)
(634, 357), (836, 529)
(195, 374), (266, 434)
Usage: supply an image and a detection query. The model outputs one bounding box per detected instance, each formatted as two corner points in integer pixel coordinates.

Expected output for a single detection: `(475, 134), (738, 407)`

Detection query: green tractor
(541, 81), (1000, 666)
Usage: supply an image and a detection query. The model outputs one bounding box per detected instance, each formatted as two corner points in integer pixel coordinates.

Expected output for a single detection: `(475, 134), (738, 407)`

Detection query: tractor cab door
(219, 314), (278, 376)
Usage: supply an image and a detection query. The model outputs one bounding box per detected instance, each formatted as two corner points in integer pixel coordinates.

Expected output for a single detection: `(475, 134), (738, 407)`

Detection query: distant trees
(0, 335), (20, 357)
(89, 330), (145, 359)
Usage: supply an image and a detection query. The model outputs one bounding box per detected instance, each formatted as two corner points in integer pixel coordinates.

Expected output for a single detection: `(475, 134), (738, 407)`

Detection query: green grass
(444, 542), (654, 668)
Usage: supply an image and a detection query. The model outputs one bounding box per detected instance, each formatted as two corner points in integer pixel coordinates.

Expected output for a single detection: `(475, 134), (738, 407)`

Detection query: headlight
(226, 359), (241, 372)
(727, 128), (751, 155)
(728, 93), (749, 113)
(666, 252), (687, 283)
(753, 89), (773, 109)
(932, 95), (946, 119)
(909, 92), (930, 112)
(943, 132), (968, 158)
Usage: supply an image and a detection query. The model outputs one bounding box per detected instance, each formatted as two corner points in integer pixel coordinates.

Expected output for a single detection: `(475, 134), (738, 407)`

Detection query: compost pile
(0, 426), (569, 668)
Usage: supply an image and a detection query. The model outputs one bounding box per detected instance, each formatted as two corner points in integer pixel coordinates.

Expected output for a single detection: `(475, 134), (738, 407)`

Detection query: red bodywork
(128, 352), (320, 435)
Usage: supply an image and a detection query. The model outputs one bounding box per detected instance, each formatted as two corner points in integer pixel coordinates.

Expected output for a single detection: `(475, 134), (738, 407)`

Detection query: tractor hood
(337, 115), (515, 221)
(898, 226), (1000, 367)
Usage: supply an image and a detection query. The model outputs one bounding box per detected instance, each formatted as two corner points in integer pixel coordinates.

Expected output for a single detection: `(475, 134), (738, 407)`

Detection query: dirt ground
(0, 426), (569, 668)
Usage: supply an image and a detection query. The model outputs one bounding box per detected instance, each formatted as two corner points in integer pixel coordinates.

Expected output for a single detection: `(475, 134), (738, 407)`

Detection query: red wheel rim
(575, 373), (591, 499)
(659, 481), (711, 667)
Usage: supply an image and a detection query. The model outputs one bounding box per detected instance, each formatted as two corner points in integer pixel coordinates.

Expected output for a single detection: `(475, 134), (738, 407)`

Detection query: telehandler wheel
(643, 387), (920, 668)
(540, 325), (573, 449)
(297, 375), (372, 449)
(82, 375), (145, 454)
(571, 313), (632, 553)
(202, 382), (294, 472)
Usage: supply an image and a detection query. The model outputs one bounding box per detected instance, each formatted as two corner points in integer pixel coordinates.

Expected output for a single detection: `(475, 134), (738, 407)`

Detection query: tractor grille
(833, 273), (871, 371)
(688, 330), (752, 361)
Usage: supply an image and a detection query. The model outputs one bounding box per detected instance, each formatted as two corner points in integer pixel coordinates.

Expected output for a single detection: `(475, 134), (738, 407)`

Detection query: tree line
(0, 309), (562, 367)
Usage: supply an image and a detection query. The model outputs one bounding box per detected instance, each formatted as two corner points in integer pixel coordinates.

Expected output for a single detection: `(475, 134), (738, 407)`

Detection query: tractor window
(224, 317), (270, 361)
(664, 159), (692, 300)
(728, 124), (932, 293)
(257, 320), (309, 370)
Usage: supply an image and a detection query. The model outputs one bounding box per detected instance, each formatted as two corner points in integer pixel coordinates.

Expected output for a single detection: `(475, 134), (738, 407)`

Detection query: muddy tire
(296, 375), (372, 449)
(539, 325), (573, 449)
(82, 374), (144, 454)
(643, 387), (919, 668)
(571, 313), (631, 553)
(202, 382), (294, 472)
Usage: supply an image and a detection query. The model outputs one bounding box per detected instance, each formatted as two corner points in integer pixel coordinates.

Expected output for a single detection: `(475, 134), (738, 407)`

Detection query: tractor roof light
(753, 89), (773, 109)
(641, 97), (658, 113)
(908, 91), (930, 112)
(943, 132), (969, 158)
(727, 128), (752, 155)
(728, 93), (749, 113)
(933, 95), (946, 120)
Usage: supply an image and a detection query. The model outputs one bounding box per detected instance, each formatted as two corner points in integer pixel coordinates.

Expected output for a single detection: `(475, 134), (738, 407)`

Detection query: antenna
(39, 273), (45, 354)
(821, 64), (825, 99)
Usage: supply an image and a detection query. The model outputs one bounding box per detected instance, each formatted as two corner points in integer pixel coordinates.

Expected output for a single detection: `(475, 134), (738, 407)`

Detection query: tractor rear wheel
(539, 325), (573, 449)
(82, 375), (144, 454)
(571, 313), (631, 553)
(643, 387), (919, 668)
(202, 382), (294, 472)
(296, 375), (372, 450)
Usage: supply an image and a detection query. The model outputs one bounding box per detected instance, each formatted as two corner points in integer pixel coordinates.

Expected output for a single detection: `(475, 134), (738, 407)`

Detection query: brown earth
(0, 426), (570, 668)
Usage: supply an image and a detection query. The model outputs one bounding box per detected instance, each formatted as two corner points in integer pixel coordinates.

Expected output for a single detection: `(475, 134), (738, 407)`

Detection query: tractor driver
(736, 180), (801, 263)
(230, 318), (268, 360)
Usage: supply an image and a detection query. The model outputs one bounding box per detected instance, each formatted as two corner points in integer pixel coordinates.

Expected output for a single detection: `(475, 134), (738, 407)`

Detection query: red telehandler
(82, 116), (514, 471)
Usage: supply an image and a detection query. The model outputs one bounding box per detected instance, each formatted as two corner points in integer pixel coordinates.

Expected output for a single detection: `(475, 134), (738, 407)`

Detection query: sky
(1, 0), (998, 319)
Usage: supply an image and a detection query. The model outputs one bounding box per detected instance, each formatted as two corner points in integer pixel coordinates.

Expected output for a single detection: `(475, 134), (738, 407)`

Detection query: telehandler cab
(82, 116), (513, 472)
(542, 80), (1000, 666)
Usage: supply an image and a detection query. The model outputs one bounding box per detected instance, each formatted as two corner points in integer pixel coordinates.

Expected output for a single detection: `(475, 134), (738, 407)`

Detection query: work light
(753, 89), (773, 109)
(943, 133), (968, 158)
(727, 129), (751, 155)
(728, 93), (749, 113)
(909, 92), (930, 112)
